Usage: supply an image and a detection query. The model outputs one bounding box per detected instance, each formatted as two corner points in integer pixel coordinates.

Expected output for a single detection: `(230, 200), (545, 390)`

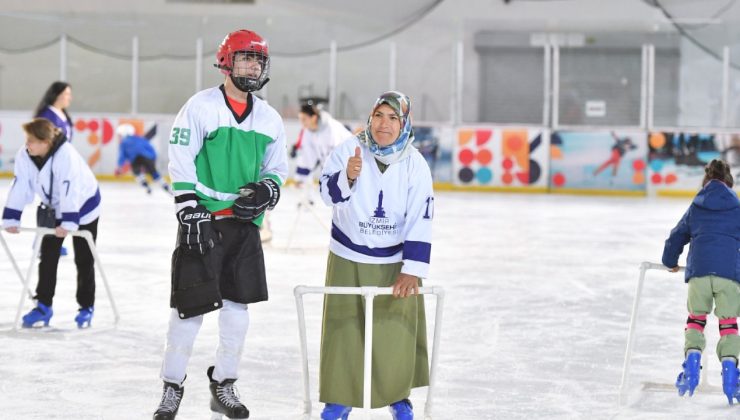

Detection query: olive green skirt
(319, 252), (429, 408)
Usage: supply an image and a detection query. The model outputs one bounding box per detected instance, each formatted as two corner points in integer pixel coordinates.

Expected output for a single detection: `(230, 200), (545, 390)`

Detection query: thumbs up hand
(346, 146), (362, 183)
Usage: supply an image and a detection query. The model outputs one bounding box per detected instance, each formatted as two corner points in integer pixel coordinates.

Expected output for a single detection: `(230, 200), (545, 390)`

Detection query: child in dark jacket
(662, 159), (740, 404)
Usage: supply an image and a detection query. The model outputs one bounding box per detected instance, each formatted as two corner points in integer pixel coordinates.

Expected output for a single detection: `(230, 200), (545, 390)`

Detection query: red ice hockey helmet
(215, 29), (270, 92)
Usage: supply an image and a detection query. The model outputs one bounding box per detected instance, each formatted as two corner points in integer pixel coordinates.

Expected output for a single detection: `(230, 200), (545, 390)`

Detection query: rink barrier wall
(0, 112), (735, 196)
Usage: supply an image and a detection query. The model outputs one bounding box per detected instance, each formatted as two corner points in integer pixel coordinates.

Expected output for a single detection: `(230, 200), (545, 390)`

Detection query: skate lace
(217, 382), (243, 408)
(158, 387), (181, 412)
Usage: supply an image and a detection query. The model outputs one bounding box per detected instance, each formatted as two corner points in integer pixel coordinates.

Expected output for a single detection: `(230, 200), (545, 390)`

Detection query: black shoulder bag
(36, 157), (56, 229)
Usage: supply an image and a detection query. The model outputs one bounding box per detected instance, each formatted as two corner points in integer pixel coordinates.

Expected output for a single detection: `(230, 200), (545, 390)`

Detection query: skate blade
(642, 381), (722, 393)
(21, 320), (51, 329)
(0, 324), (116, 340)
(210, 411), (249, 420)
(21, 322), (51, 329)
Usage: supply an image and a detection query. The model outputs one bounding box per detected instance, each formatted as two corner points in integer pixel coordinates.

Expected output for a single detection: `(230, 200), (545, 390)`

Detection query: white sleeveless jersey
(2, 142), (101, 231)
(319, 136), (434, 278)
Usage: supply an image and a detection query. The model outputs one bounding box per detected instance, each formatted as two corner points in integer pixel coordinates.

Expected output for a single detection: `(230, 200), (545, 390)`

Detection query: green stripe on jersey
(172, 182), (196, 191)
(194, 126), (274, 212)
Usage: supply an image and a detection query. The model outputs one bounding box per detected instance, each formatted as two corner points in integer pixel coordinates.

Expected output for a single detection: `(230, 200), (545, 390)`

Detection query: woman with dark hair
(663, 159), (740, 404)
(35, 81), (74, 256)
(35, 81), (73, 143)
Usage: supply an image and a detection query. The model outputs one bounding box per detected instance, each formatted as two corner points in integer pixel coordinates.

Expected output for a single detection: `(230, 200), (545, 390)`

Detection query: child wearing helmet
(114, 123), (171, 195)
(153, 29), (288, 420)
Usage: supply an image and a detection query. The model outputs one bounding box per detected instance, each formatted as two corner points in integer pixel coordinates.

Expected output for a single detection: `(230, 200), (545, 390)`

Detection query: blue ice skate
(74, 306), (94, 328)
(321, 403), (351, 420)
(721, 359), (740, 405)
(676, 351), (701, 397)
(22, 302), (53, 328)
(389, 399), (413, 420)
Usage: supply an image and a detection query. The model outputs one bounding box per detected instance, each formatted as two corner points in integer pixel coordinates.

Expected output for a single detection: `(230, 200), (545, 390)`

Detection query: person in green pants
(317, 91), (434, 420)
(663, 159), (740, 404)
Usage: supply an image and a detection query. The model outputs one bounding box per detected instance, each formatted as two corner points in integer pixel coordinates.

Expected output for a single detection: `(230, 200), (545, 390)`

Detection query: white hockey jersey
(2, 141), (101, 231)
(295, 111), (352, 183)
(319, 136), (434, 278)
(168, 86), (288, 219)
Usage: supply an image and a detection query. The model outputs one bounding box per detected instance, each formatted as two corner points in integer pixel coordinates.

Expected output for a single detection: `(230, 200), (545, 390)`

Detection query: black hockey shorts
(170, 218), (267, 319)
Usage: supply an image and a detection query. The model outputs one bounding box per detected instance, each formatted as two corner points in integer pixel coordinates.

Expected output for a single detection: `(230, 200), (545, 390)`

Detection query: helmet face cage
(216, 30), (270, 92)
(229, 51), (270, 92)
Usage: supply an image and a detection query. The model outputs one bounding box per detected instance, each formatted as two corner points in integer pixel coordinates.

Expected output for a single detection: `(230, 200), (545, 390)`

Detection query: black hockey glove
(232, 178), (281, 222)
(177, 205), (217, 255)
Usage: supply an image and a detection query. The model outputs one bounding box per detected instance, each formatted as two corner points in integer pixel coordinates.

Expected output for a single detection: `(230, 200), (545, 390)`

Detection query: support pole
(132, 36), (139, 115)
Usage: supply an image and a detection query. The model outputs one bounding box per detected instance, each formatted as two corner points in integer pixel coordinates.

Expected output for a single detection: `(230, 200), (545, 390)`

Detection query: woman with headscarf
(317, 91), (434, 420)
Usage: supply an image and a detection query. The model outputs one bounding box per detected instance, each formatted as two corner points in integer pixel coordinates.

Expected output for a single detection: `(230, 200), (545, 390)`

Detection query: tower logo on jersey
(373, 190), (386, 218)
(359, 190), (397, 236)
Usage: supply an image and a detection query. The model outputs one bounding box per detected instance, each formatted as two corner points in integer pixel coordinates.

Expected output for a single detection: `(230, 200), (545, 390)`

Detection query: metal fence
(1, 31), (739, 131)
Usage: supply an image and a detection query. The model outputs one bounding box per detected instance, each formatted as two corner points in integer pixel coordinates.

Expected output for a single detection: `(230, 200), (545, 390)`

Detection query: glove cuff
(262, 178), (281, 210)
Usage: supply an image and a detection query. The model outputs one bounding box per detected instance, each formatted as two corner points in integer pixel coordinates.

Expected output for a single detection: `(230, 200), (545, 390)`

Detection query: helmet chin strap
(230, 74), (270, 93)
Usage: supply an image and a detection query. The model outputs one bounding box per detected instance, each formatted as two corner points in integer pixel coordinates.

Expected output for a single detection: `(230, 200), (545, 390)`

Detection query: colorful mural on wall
(646, 131), (735, 192)
(0, 114), (166, 176)
(549, 130), (647, 191)
(6, 111), (733, 196)
(454, 127), (548, 188)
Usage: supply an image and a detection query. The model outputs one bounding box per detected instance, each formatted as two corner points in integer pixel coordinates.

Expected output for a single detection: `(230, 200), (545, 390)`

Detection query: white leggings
(160, 299), (250, 384)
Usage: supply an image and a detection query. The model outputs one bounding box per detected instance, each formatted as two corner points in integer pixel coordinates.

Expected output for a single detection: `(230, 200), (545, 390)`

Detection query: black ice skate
(207, 366), (250, 419)
(153, 381), (184, 420)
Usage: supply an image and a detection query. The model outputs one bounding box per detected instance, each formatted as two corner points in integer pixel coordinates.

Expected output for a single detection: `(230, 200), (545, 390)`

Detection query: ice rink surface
(1, 181), (740, 419)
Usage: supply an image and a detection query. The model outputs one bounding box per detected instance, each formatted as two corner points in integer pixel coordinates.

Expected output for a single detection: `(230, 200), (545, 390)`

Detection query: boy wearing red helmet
(153, 29), (288, 420)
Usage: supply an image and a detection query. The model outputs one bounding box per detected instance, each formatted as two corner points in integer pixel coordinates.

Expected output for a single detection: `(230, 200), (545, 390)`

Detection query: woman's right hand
(346, 146), (362, 183)
(668, 266), (680, 273)
(4, 226), (19, 234)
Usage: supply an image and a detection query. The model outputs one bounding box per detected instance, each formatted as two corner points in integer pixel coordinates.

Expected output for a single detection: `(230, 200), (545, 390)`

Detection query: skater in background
(317, 91), (433, 420)
(720, 134), (740, 179)
(153, 28), (288, 420)
(35, 81), (74, 143)
(1, 118), (101, 328)
(293, 101), (352, 204)
(593, 131), (637, 177)
(662, 159), (740, 404)
(35, 81), (74, 256)
(114, 123), (171, 195)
